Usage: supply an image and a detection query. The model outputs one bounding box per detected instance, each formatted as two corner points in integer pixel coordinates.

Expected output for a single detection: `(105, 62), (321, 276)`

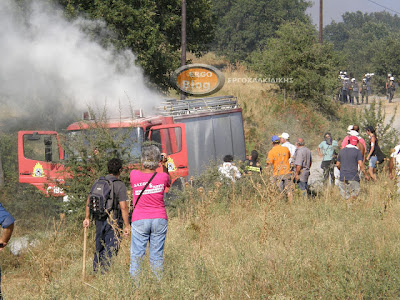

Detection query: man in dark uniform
(83, 158), (130, 272)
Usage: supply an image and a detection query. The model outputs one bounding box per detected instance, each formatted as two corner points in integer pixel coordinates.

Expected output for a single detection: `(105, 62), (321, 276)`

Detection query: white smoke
(0, 0), (163, 127)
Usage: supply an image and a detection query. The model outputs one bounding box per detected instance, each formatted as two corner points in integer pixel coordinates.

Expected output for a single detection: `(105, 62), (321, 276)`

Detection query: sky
(307, 0), (400, 26)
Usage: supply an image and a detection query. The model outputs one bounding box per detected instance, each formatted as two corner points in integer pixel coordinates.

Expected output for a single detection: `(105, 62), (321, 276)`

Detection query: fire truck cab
(18, 96), (246, 195)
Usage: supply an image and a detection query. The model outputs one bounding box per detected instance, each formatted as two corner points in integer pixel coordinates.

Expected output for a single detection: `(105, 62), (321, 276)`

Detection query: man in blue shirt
(317, 132), (339, 185)
(0, 203), (15, 300)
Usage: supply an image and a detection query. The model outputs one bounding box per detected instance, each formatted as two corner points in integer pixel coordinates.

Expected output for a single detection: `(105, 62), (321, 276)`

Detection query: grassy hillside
(2, 172), (400, 299)
(2, 53), (400, 299)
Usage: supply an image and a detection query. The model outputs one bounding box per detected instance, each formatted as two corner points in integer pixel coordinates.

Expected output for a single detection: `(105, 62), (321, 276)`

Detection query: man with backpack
(83, 158), (130, 272)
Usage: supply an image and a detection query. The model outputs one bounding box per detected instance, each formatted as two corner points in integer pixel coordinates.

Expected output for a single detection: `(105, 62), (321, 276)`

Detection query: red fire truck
(18, 96), (246, 195)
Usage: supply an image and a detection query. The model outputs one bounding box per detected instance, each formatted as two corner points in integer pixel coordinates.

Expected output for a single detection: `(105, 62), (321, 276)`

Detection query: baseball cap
(347, 125), (354, 131)
(271, 135), (280, 142)
(349, 136), (358, 146)
(347, 130), (359, 137)
(279, 132), (290, 140)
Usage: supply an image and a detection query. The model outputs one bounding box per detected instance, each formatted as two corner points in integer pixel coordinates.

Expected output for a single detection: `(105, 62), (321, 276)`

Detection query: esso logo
(172, 64), (225, 96)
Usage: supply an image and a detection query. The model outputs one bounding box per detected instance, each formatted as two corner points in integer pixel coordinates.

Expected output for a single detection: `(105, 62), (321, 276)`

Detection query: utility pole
(180, 0), (187, 100)
(319, 0), (323, 44)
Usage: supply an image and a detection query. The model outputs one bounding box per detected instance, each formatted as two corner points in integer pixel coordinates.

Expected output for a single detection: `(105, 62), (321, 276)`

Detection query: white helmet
(344, 72), (347, 75)
(388, 73), (392, 77)
(351, 78), (355, 82)
(363, 78), (367, 82)
(390, 76), (395, 80)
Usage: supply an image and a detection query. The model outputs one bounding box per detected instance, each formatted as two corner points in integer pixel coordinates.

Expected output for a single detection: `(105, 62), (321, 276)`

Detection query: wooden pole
(82, 227), (87, 282)
(180, 0), (187, 100)
(319, 0), (323, 44)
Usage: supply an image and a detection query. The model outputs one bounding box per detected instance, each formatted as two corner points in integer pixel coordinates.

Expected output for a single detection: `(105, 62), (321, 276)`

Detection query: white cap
(390, 76), (395, 80)
(351, 78), (355, 82)
(347, 125), (354, 131)
(388, 73), (392, 77)
(348, 130), (359, 137)
(279, 132), (290, 140)
(363, 78), (367, 82)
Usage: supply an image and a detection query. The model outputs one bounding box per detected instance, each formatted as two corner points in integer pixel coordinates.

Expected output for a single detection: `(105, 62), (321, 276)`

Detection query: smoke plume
(0, 0), (163, 130)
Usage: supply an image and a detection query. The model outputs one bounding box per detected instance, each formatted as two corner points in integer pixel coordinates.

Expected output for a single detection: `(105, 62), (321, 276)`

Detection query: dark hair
(250, 150), (259, 161)
(366, 125), (376, 134)
(353, 125), (359, 132)
(107, 158), (123, 175)
(324, 132), (331, 138)
(223, 154), (234, 162)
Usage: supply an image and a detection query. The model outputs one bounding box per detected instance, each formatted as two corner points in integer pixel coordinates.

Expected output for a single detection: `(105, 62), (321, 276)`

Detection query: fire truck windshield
(65, 127), (143, 162)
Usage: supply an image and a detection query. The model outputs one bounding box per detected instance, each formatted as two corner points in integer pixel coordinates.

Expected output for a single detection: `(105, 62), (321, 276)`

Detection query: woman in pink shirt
(129, 145), (170, 279)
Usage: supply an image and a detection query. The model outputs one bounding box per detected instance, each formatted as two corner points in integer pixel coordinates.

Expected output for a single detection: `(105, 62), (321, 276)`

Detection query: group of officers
(338, 71), (397, 104)
(338, 71), (373, 104)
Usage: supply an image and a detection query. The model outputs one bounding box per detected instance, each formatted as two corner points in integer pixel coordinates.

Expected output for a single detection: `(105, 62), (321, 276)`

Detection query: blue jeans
(369, 155), (378, 168)
(130, 218), (168, 279)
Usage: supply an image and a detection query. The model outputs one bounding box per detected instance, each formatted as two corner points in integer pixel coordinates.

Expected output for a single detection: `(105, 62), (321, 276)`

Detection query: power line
(366, 0), (400, 15)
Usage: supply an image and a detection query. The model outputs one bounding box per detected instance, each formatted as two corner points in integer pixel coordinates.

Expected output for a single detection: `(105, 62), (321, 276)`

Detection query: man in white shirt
(389, 145), (400, 192)
(280, 132), (296, 164)
(219, 155), (241, 182)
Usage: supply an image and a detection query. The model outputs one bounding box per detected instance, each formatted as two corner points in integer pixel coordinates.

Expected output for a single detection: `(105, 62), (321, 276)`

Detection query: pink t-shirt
(130, 170), (170, 222)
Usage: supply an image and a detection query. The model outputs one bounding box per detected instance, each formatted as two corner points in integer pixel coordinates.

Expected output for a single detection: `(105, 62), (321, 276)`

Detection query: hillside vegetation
(2, 169), (400, 299)
(2, 56), (400, 299)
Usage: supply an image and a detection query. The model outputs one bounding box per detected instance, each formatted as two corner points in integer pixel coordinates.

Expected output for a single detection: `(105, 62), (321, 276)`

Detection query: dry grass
(3, 169), (400, 299)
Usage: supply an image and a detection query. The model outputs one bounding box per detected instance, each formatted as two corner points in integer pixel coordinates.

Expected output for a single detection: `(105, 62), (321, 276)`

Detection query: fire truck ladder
(156, 96), (239, 116)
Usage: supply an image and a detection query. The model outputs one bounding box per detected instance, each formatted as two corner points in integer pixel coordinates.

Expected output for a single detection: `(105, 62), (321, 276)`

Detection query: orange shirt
(267, 145), (291, 176)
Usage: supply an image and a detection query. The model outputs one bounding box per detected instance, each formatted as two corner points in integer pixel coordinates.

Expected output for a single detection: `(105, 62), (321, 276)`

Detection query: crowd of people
(338, 72), (374, 104)
(338, 72), (397, 104)
(219, 124), (400, 203)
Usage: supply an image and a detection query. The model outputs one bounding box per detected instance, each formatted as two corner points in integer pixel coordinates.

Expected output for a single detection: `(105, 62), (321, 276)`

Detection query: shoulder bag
(129, 172), (157, 220)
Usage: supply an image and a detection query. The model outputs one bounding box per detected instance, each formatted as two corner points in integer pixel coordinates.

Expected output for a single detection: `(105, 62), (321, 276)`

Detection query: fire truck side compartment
(175, 110), (246, 178)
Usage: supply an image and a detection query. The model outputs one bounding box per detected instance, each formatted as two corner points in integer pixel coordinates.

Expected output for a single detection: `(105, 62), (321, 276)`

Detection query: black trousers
(321, 160), (335, 185)
(93, 219), (121, 272)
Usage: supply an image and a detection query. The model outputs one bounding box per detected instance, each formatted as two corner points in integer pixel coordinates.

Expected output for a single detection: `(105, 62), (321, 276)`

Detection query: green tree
(371, 33), (400, 93)
(325, 11), (400, 83)
(211, 0), (310, 62)
(56, 0), (215, 90)
(251, 20), (340, 112)
(61, 110), (139, 214)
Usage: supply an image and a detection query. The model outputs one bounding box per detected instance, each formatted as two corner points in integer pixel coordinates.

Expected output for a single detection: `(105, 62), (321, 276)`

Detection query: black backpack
(89, 177), (120, 220)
